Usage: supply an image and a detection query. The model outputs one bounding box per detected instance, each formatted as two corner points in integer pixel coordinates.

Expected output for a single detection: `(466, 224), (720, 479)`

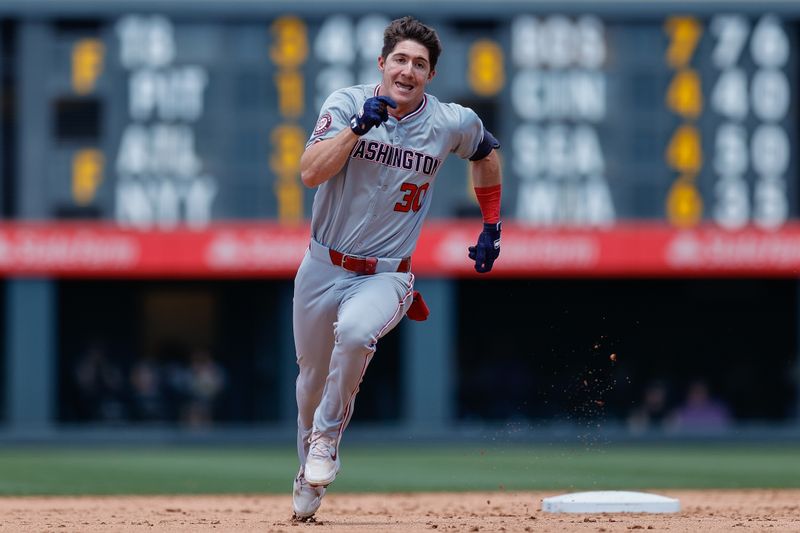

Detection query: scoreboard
(11, 6), (796, 228)
(2, 2), (800, 277)
(511, 14), (796, 230)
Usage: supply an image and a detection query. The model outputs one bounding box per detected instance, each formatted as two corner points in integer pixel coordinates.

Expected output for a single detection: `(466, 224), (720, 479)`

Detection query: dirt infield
(0, 490), (798, 532)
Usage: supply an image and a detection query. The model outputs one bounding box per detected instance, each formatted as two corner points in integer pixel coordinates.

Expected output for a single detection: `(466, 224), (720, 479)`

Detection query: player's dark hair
(382, 16), (442, 71)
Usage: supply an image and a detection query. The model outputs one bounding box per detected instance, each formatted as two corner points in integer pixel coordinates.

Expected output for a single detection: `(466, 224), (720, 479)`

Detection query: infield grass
(0, 443), (797, 495)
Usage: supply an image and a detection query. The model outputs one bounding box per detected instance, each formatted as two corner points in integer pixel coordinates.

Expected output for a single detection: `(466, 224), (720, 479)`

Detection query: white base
(541, 491), (680, 514)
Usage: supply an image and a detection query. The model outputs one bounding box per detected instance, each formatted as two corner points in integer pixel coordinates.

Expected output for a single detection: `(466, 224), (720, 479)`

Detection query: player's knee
(334, 319), (377, 354)
(297, 366), (326, 390)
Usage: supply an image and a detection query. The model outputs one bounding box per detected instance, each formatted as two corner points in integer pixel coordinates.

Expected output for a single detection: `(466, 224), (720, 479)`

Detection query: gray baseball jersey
(293, 83), (486, 470)
(306, 83), (485, 258)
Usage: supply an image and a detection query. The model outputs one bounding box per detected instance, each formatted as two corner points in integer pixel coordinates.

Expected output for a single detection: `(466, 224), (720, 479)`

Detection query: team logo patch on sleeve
(313, 112), (333, 136)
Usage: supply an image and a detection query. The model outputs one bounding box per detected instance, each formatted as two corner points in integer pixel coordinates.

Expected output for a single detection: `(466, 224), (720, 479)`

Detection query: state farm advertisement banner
(0, 221), (799, 278)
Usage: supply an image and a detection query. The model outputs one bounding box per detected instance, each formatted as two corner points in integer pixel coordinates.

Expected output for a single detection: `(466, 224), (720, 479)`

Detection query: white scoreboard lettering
(114, 15), (217, 229)
(511, 15), (614, 227)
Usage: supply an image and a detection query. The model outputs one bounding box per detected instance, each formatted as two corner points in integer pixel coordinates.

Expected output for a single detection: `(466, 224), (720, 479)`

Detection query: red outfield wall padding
(0, 221), (799, 278)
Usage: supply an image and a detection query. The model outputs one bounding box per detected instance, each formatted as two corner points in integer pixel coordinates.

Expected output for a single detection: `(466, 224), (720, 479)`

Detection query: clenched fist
(350, 96), (397, 136)
(468, 222), (501, 273)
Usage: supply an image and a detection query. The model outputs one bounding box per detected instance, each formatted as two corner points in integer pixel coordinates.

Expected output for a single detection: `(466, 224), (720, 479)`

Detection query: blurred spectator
(627, 380), (671, 433)
(178, 349), (227, 428)
(129, 354), (168, 422)
(670, 379), (732, 431)
(73, 340), (126, 422)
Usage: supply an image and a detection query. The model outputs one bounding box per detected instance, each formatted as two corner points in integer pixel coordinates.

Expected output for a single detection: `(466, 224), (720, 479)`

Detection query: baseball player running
(292, 16), (502, 520)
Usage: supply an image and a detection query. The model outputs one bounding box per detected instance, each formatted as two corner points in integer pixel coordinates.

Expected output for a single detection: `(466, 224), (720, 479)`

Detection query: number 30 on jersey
(393, 182), (430, 213)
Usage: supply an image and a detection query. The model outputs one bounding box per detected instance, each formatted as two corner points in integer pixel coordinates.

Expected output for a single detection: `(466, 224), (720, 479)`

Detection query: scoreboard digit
(269, 16), (307, 223)
(665, 16), (704, 228)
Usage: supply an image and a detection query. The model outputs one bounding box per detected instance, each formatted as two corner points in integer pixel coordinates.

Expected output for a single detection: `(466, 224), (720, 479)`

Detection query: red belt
(328, 248), (411, 275)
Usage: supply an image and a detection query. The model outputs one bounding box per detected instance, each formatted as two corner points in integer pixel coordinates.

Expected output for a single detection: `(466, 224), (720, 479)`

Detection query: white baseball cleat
(292, 468), (326, 519)
(304, 433), (341, 487)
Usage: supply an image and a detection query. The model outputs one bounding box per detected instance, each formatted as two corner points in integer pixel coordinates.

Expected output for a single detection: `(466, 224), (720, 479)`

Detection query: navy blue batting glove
(468, 222), (501, 273)
(350, 96), (397, 135)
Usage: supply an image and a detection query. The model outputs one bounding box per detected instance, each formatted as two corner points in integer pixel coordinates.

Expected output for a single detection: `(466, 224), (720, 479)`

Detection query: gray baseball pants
(292, 240), (414, 465)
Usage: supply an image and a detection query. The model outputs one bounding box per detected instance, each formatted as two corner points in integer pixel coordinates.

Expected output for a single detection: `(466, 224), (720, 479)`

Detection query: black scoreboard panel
(14, 11), (798, 229)
(505, 14), (797, 229)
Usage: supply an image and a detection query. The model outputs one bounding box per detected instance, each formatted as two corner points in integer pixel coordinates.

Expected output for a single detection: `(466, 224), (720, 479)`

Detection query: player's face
(378, 40), (435, 114)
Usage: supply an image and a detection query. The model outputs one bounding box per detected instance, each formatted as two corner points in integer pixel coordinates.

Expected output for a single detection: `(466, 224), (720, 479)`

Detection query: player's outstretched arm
(468, 144), (502, 273)
(300, 129), (360, 188)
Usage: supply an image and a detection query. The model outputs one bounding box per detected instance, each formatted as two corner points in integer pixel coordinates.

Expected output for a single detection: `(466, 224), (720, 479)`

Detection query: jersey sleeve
(306, 88), (359, 147)
(449, 104), (486, 160)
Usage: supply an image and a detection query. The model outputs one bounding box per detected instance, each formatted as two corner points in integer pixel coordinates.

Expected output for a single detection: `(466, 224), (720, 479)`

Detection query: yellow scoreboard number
(665, 17), (704, 228)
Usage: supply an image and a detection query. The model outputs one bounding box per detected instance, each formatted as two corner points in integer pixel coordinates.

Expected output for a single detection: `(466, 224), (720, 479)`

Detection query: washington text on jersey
(349, 139), (442, 177)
